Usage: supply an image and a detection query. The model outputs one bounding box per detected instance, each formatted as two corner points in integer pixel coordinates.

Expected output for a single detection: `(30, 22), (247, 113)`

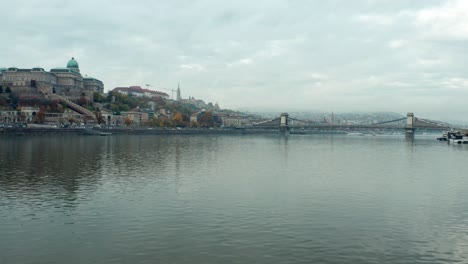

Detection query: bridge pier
(279, 112), (289, 136)
(405, 112), (415, 138)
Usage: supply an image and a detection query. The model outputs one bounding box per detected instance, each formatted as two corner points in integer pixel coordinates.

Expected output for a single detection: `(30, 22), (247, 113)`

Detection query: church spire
(176, 83), (181, 101)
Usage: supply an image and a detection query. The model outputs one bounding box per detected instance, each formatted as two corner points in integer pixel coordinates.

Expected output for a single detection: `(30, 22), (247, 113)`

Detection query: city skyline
(1, 0), (467, 121)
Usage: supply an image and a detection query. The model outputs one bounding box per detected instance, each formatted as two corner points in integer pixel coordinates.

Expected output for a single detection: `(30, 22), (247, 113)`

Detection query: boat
(347, 132), (365, 136)
(441, 131), (468, 144)
(450, 137), (468, 144)
(437, 133), (448, 141)
(84, 128), (112, 136)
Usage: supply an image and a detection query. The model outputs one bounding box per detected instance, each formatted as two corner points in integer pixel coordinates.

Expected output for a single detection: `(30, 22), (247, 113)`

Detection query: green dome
(66, 57), (79, 69)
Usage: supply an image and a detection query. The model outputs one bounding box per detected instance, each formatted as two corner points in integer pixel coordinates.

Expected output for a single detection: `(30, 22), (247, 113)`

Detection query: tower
(280, 112), (290, 136)
(66, 57), (80, 73)
(176, 83), (181, 101)
(406, 112), (415, 138)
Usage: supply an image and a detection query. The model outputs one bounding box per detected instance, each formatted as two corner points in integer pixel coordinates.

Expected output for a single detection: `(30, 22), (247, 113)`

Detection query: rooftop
(50, 67), (81, 75)
(66, 57), (79, 69)
(113, 86), (169, 97)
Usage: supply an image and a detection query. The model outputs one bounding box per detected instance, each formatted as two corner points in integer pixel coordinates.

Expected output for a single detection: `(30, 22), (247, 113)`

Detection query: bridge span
(253, 112), (453, 136)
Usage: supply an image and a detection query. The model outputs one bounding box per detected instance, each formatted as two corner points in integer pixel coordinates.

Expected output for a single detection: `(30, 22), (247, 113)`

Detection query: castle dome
(66, 57), (79, 69)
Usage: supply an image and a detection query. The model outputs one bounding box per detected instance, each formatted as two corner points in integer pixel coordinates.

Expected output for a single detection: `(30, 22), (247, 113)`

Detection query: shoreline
(0, 127), (280, 136)
(0, 127), (353, 137)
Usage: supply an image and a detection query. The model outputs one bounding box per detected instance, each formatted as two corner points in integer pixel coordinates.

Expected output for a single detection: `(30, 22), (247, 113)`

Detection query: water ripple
(1, 135), (468, 263)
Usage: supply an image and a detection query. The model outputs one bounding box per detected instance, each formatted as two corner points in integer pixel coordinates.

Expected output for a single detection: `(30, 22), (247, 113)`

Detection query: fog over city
(1, 0), (467, 121)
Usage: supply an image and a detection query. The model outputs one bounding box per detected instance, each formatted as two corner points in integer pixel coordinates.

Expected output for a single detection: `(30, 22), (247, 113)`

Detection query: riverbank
(0, 127), (280, 136)
(0, 127), (412, 137)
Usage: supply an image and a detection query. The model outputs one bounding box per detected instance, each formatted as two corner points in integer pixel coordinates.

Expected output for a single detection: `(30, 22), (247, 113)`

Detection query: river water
(1, 134), (467, 263)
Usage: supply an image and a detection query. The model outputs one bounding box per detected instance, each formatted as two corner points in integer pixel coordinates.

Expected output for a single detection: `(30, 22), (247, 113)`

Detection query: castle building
(112, 86), (169, 99)
(0, 57), (104, 103)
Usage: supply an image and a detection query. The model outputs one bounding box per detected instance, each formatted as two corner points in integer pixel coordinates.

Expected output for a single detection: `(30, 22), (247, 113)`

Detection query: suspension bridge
(252, 113), (453, 135)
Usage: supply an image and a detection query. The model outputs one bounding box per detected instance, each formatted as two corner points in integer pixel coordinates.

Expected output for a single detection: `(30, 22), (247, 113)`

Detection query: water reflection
(1, 135), (468, 264)
(0, 137), (105, 209)
(278, 134), (288, 160)
(405, 135), (414, 160)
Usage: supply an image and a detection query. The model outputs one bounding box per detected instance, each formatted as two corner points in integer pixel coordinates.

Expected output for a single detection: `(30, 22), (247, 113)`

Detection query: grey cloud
(1, 0), (467, 121)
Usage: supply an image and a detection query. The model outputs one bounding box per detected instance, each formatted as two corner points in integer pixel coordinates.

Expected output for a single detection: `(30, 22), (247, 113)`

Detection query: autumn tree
(34, 108), (45, 123)
(172, 112), (183, 127)
(124, 116), (133, 126)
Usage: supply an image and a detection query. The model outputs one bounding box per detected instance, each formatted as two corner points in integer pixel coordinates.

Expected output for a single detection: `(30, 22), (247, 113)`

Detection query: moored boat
(441, 131), (468, 144)
(437, 133), (448, 141)
(347, 132), (365, 136)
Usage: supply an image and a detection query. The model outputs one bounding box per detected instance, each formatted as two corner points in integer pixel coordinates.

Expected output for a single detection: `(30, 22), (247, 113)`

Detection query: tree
(190, 121), (200, 128)
(69, 117), (77, 124)
(5, 86), (11, 93)
(0, 97), (7, 107)
(148, 118), (157, 127)
(120, 104), (130, 112)
(124, 116), (133, 126)
(200, 111), (214, 127)
(0, 85), (3, 93)
(78, 96), (88, 106)
(172, 112), (183, 127)
(95, 112), (106, 124)
(110, 104), (120, 113)
(156, 117), (171, 127)
(35, 108), (45, 123)
(106, 91), (115, 102)
(93, 92), (105, 103)
(20, 113), (26, 123)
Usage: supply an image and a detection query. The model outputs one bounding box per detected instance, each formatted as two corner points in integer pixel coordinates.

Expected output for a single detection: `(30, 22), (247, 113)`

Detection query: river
(1, 134), (467, 263)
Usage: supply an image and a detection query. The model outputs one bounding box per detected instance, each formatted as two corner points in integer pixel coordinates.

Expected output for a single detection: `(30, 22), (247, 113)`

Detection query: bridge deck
(252, 115), (452, 131)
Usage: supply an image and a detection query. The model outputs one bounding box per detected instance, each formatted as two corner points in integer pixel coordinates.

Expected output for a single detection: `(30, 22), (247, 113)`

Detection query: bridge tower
(406, 112), (415, 137)
(280, 112), (289, 135)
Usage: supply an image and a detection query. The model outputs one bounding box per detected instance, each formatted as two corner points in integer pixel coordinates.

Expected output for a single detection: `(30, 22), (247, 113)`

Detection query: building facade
(112, 86), (169, 99)
(222, 116), (249, 127)
(0, 58), (104, 103)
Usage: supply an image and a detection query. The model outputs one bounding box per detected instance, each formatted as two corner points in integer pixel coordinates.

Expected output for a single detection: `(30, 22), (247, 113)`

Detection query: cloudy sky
(1, 0), (468, 121)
